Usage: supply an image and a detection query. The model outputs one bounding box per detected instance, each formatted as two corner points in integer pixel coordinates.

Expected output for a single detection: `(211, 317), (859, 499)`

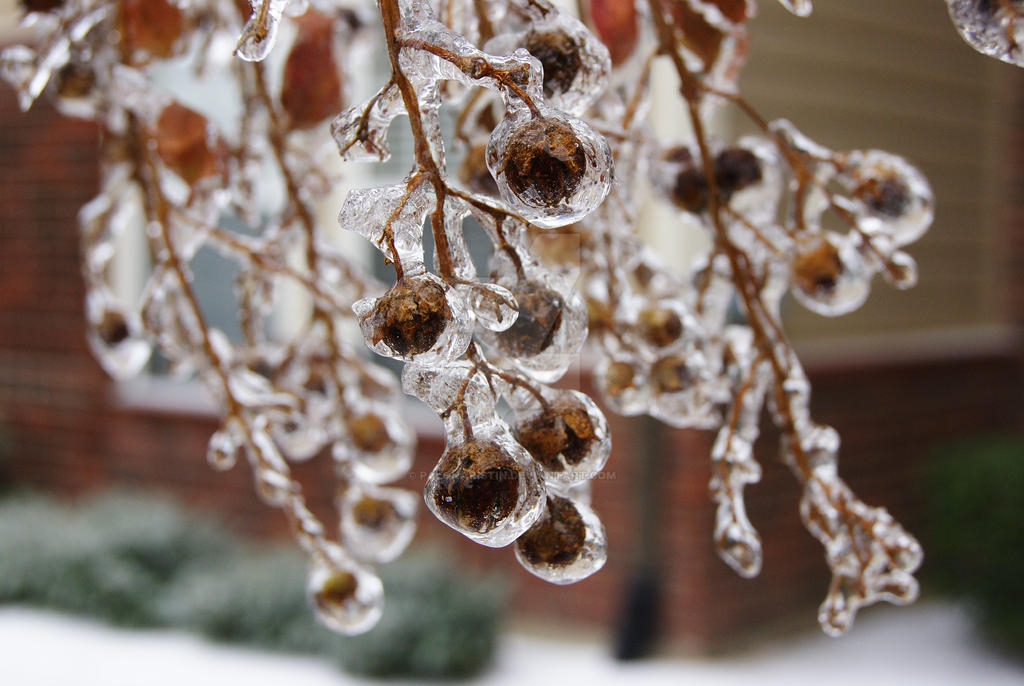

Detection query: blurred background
(1, 0), (1023, 683)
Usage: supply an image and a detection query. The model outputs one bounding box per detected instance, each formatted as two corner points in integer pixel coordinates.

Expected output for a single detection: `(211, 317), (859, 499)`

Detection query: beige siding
(733, 0), (1021, 344)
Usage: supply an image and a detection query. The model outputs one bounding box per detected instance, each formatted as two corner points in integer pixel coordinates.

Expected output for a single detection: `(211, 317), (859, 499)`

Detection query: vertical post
(612, 414), (666, 660)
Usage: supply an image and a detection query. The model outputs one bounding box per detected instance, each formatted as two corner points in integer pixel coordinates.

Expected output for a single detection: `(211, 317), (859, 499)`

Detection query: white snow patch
(0, 603), (1020, 686)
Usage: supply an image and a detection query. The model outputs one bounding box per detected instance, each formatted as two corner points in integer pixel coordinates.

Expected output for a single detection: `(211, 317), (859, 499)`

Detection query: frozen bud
(514, 391), (609, 484)
(502, 118), (585, 207)
(119, 0), (187, 62)
(498, 280), (563, 358)
(514, 495), (607, 584)
(356, 274), (470, 363)
(946, 0), (1024, 67)
(97, 308), (131, 346)
(663, 145), (764, 214)
(595, 357), (647, 415)
(307, 546), (383, 635)
(663, 145), (707, 213)
(523, 28), (583, 101)
(638, 306), (684, 348)
(651, 354), (696, 395)
(86, 296), (152, 380)
(843, 150), (933, 247)
(425, 435), (544, 547)
(790, 233), (870, 317)
(335, 411), (413, 484)
(487, 110), (612, 228)
(347, 412), (390, 453)
(340, 485), (417, 563)
(714, 147), (763, 200)
(150, 103), (223, 186)
(206, 425), (241, 472)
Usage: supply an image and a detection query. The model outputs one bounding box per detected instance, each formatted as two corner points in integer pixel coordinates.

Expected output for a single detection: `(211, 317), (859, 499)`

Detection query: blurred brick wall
(1, 88), (1022, 652)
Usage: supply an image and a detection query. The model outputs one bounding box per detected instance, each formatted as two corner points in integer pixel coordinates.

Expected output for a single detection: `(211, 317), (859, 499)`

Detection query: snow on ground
(0, 603), (1020, 686)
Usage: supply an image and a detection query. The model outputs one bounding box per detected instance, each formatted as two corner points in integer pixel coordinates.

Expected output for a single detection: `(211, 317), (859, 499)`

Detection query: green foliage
(923, 435), (1024, 655)
(0, 491), (234, 626)
(160, 547), (504, 678)
(157, 547), (328, 654)
(330, 552), (504, 679)
(0, 490), (503, 679)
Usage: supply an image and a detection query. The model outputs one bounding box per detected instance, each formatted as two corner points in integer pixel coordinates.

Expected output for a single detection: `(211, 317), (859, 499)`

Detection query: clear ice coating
(509, 387), (611, 487)
(235, 0), (293, 62)
(486, 108), (613, 229)
(338, 484), (418, 563)
(778, 0), (814, 17)
(840, 149), (934, 248)
(7, 0), (963, 638)
(946, 0), (1024, 67)
(789, 232), (871, 317)
(424, 428), (546, 548)
(307, 543), (384, 635)
(484, 4), (611, 116)
(513, 494), (607, 584)
(84, 291), (152, 380)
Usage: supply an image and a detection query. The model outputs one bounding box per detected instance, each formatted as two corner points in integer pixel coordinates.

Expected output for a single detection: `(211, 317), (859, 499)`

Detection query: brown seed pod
(348, 413), (391, 453)
(638, 306), (684, 347)
(498, 281), (564, 358)
(668, 146), (761, 213)
(714, 147), (762, 199)
(603, 360), (637, 397)
(515, 399), (596, 471)
(792, 237), (843, 298)
(351, 496), (401, 531)
(314, 570), (359, 609)
(502, 117), (587, 208)
(432, 440), (521, 533)
(515, 495), (585, 566)
(854, 175), (910, 218)
(97, 309), (130, 347)
(367, 278), (451, 357)
(523, 28), (583, 100)
(651, 354), (695, 395)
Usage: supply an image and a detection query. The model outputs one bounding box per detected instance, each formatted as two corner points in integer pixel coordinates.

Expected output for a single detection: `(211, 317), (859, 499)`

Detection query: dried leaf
(119, 0), (186, 62)
(281, 10), (344, 129)
(151, 102), (222, 185)
(588, 0), (639, 66)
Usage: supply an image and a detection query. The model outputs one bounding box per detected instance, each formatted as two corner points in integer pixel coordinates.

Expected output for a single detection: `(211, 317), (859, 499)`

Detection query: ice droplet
(946, 0), (1024, 67)
(790, 233), (871, 317)
(307, 544), (384, 635)
(235, 0), (292, 62)
(85, 291), (152, 380)
(514, 494), (607, 584)
(425, 428), (545, 548)
(486, 108), (613, 229)
(339, 484), (418, 563)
